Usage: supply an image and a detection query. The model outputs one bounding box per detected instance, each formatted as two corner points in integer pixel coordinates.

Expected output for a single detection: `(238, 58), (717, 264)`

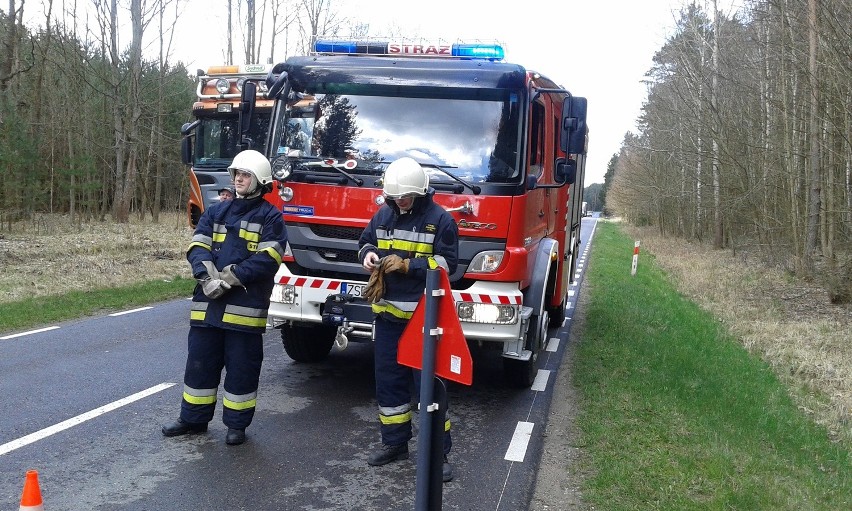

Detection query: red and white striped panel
(277, 277), (342, 291)
(453, 292), (522, 305)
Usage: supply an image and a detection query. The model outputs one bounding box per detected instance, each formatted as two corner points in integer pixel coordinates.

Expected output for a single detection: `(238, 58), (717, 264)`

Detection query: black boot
(162, 419), (208, 437)
(367, 443), (409, 466)
(442, 455), (453, 482)
(226, 428), (246, 446)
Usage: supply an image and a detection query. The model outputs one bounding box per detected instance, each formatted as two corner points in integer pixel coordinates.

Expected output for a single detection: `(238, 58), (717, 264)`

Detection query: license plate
(341, 282), (367, 297)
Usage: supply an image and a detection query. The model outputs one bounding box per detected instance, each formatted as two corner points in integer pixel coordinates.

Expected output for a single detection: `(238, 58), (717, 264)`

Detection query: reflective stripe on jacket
(358, 191), (458, 321)
(188, 196), (287, 333)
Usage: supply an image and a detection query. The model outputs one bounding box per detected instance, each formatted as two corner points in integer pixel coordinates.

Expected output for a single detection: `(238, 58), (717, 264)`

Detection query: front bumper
(267, 268), (530, 357)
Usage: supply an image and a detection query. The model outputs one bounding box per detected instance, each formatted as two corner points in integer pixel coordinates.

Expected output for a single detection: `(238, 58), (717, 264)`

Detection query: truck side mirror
(181, 136), (192, 165)
(560, 96), (588, 156)
(555, 158), (577, 185)
(180, 121), (199, 166)
(526, 174), (538, 190)
(238, 81), (257, 150)
(266, 64), (289, 99)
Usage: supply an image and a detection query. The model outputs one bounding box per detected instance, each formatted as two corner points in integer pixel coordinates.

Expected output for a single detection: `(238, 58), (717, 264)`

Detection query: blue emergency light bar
(313, 40), (505, 60)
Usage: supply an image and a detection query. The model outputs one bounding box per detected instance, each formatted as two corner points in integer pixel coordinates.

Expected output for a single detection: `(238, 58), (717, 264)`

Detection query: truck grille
(309, 224), (363, 241)
(317, 249), (360, 264)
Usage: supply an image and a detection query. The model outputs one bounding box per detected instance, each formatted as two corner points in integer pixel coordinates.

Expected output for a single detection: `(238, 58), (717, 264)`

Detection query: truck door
(525, 99), (549, 244)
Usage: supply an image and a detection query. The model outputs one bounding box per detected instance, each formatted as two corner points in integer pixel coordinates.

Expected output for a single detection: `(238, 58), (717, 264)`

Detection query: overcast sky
(173, 0), (703, 185)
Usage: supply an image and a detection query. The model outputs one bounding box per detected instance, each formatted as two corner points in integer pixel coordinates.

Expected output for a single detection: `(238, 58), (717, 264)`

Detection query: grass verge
(0, 277), (194, 335)
(574, 221), (850, 510)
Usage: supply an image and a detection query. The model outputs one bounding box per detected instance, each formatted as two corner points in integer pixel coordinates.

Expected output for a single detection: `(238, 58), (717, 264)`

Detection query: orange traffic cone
(19, 470), (44, 511)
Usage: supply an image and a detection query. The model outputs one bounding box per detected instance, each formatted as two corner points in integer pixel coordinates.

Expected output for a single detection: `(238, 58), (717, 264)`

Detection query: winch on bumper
(320, 293), (375, 350)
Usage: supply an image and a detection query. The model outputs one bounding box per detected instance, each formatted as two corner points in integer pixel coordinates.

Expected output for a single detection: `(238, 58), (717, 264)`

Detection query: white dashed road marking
(0, 383), (176, 456)
(0, 326), (60, 340)
(504, 421), (535, 462)
(109, 306), (153, 317)
(531, 370), (551, 392)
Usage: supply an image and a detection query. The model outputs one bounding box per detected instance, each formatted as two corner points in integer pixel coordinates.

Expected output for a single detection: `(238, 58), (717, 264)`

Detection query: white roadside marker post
(631, 241), (640, 276)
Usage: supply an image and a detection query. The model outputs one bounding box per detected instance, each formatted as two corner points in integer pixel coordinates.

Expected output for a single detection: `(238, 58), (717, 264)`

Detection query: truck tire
(503, 353), (537, 388)
(503, 310), (549, 388)
(547, 298), (566, 326)
(281, 323), (336, 362)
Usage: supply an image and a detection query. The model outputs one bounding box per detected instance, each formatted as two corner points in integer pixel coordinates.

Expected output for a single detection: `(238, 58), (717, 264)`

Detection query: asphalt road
(0, 217), (598, 511)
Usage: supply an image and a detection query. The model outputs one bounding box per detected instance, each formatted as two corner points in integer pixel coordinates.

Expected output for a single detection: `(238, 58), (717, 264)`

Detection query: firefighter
(358, 157), (460, 482)
(162, 149), (286, 446)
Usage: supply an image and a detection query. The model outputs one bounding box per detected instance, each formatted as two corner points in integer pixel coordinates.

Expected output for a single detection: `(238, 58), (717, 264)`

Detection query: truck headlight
(271, 284), (295, 304)
(457, 302), (517, 324)
(468, 250), (504, 273)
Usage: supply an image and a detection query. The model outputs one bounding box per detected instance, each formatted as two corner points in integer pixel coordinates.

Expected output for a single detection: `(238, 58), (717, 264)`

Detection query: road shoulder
(529, 283), (590, 511)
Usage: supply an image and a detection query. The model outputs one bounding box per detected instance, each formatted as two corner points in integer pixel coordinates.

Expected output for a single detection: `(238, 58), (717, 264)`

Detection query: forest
(0, 0), (346, 224)
(604, 0), (851, 299)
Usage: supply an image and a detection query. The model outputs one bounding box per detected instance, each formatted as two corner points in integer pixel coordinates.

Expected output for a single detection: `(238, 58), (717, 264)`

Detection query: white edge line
(546, 337), (560, 352)
(0, 326), (60, 340)
(109, 306), (154, 317)
(504, 421), (535, 462)
(531, 369), (551, 392)
(0, 382), (176, 456)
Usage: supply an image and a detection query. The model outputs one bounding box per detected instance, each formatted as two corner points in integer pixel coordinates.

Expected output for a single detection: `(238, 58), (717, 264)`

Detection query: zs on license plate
(341, 282), (367, 297)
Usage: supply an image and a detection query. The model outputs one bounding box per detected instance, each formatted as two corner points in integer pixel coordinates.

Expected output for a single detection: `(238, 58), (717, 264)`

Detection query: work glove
(221, 264), (244, 287)
(364, 267), (386, 303)
(382, 254), (410, 274)
(201, 260), (221, 279)
(200, 277), (231, 299)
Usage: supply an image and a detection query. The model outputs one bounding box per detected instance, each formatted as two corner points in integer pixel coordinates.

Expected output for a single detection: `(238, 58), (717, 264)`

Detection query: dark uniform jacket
(187, 196), (287, 333)
(358, 190), (459, 321)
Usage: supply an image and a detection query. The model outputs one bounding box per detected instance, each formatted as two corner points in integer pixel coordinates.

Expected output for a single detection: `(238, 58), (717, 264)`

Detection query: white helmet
(228, 150), (272, 187)
(382, 157), (428, 199)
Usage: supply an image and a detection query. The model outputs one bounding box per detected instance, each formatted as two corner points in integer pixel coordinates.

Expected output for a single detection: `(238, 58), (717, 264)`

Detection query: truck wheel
(503, 310), (548, 387)
(503, 353), (537, 388)
(547, 298), (566, 326)
(281, 324), (335, 362)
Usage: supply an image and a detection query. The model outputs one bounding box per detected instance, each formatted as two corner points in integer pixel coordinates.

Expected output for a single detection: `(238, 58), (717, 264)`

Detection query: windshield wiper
(423, 163), (481, 195)
(274, 155), (364, 186)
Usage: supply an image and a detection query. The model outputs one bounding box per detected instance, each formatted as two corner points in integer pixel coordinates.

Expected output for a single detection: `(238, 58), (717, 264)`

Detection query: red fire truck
(181, 64), (274, 227)
(243, 40), (588, 386)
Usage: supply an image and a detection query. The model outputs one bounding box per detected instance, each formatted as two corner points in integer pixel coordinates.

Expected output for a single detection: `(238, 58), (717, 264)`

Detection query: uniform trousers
(180, 325), (264, 429)
(374, 316), (452, 453)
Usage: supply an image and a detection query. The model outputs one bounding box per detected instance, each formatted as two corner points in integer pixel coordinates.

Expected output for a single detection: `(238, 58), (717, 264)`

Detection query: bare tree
(804, 0), (821, 274)
(1, 0), (26, 124)
(295, 0), (345, 55)
(608, 0), (850, 299)
(269, 0), (299, 63)
(710, 0), (723, 249)
(227, 0), (233, 63)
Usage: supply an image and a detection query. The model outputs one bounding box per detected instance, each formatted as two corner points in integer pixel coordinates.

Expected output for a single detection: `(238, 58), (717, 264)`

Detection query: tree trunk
(0, 0), (19, 124)
(114, 0), (144, 222)
(227, 0), (233, 64)
(106, 0), (128, 221)
(711, 0), (723, 249)
(804, 0), (821, 275)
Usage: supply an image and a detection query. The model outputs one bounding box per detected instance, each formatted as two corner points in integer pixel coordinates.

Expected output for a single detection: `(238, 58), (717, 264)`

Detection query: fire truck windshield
(275, 89), (521, 184)
(195, 115), (270, 166)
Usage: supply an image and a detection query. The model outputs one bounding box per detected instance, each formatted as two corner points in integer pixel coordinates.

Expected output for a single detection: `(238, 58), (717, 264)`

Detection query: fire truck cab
(180, 64), (274, 227)
(246, 41), (588, 387)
